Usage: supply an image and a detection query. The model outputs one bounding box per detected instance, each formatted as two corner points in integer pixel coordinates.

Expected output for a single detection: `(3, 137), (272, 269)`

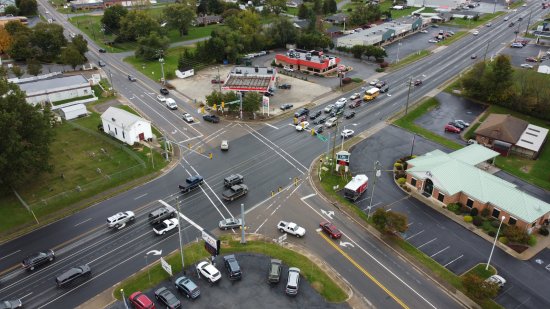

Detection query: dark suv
(55, 265), (91, 287)
(294, 108), (309, 118)
(224, 174), (244, 187)
(148, 206), (176, 225)
(22, 250), (55, 271)
(268, 259), (282, 283)
(223, 254), (242, 280)
(175, 276), (201, 299)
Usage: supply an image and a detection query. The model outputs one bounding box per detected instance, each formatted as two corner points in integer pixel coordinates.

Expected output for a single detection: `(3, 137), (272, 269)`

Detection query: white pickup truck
(277, 221), (306, 237)
(153, 218), (179, 235)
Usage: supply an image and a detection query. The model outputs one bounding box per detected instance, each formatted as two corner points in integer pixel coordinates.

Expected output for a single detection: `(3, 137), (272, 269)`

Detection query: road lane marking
(443, 255), (463, 268)
(405, 230), (424, 240)
(430, 246), (449, 258)
(0, 250), (21, 261)
(417, 238), (437, 249)
(178, 163), (226, 219)
(318, 232), (410, 309)
(265, 123), (279, 129)
(134, 193), (148, 200)
(73, 218), (92, 227)
(301, 193), (316, 200)
(21, 292), (32, 299)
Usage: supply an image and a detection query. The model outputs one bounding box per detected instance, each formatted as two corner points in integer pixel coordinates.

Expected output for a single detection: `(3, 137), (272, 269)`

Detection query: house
(194, 15), (223, 26)
(406, 145), (550, 233)
(18, 75), (93, 106)
(324, 13), (348, 25)
(100, 107), (153, 145)
(537, 63), (550, 74)
(474, 114), (549, 159)
(59, 104), (88, 120)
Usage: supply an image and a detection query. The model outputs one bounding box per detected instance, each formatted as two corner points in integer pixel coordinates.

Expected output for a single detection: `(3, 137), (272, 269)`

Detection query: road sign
(160, 257), (172, 276)
(317, 134), (328, 142)
(277, 233), (287, 244)
(202, 230), (220, 255)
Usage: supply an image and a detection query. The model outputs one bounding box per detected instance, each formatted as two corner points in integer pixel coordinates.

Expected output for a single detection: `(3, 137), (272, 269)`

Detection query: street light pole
(405, 76), (412, 115)
(121, 289), (128, 309)
(367, 161), (382, 218)
(486, 216), (505, 270)
(525, 9), (533, 35)
(340, 123), (357, 151)
(217, 66), (222, 92)
(159, 57), (166, 86)
(396, 42), (402, 63)
(492, 0), (497, 14)
(175, 196), (185, 273)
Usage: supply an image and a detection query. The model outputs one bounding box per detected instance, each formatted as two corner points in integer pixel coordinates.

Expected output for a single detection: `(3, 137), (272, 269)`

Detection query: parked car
(285, 267), (301, 296)
(160, 88), (169, 95)
(55, 265), (91, 287)
(268, 259), (282, 284)
(448, 121), (465, 130)
(221, 140), (229, 151)
(174, 276), (201, 299)
(203, 114), (220, 123)
(344, 111), (356, 119)
(278, 83), (291, 89)
(280, 103), (293, 110)
(467, 139), (478, 145)
(219, 217), (242, 230)
(455, 119), (470, 127)
(129, 291), (155, 309)
(0, 299), (22, 309)
(128, 75), (137, 81)
(485, 275), (506, 288)
(511, 42), (524, 48)
(264, 90), (274, 97)
(420, 29), (428, 33)
(444, 124), (461, 133)
(182, 113), (194, 123)
(526, 57), (537, 62)
(341, 129), (354, 138)
(520, 63), (534, 69)
(197, 261), (222, 283)
(22, 250), (55, 271)
(283, 66), (294, 72)
(223, 254), (242, 280)
(320, 221), (342, 239)
(428, 39), (438, 43)
(155, 287), (181, 309)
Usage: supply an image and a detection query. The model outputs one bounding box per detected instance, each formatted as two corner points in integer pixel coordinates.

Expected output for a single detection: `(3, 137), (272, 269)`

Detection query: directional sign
(202, 230), (220, 255)
(321, 209), (335, 219)
(160, 257), (172, 276)
(317, 134), (328, 142)
(339, 241), (354, 248)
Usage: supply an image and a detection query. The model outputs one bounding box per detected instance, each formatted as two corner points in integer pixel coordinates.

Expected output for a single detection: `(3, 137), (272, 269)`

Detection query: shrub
(342, 77), (352, 84)
(271, 60), (276, 66)
(397, 178), (406, 185)
(528, 235), (537, 246)
(447, 203), (460, 213)
(375, 68), (385, 72)
(488, 231), (496, 237)
(473, 216), (483, 226)
(470, 208), (479, 217)
(499, 236), (508, 244)
(460, 206), (471, 214)
(379, 61), (389, 68)
(375, 58), (384, 63)
(464, 215), (473, 223)
(351, 77), (363, 83)
(481, 208), (490, 217)
(503, 225), (529, 244)
(394, 162), (403, 170)
(539, 227), (549, 236)
(490, 220), (501, 228)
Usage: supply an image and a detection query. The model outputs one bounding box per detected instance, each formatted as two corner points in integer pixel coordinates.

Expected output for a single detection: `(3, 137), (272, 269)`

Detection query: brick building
(405, 145), (550, 233)
(275, 49), (341, 75)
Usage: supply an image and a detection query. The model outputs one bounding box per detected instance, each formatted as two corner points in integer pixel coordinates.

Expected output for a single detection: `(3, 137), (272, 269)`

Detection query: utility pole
(239, 92), (243, 120)
(492, 0), (497, 14)
(331, 121), (339, 173)
(525, 9), (533, 35)
(217, 66), (222, 92)
(175, 196), (185, 273)
(240, 204), (246, 244)
(158, 50), (166, 86)
(405, 76), (412, 115)
(483, 40), (491, 61)
(108, 69), (115, 94)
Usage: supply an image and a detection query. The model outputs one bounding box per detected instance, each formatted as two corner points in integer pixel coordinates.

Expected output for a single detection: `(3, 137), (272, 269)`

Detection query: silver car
(219, 218), (242, 230)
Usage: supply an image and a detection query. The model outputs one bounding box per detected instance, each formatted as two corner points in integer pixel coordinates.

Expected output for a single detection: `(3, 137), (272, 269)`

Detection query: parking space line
(430, 246), (450, 258)
(405, 230), (424, 240)
(443, 255), (464, 267)
(417, 238), (437, 249)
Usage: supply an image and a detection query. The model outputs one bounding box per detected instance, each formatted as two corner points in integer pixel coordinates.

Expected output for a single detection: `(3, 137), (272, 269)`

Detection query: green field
(390, 50), (430, 70)
(0, 110), (167, 239)
(124, 46), (196, 81)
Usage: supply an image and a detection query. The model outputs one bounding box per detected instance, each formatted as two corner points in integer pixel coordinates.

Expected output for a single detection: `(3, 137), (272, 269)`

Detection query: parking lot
(108, 253), (349, 309)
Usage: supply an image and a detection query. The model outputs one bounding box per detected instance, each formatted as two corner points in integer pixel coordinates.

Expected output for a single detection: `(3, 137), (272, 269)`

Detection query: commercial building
(336, 17), (428, 47)
(406, 0), (467, 9)
(100, 107), (153, 145)
(221, 66), (276, 93)
(18, 75), (93, 106)
(406, 145), (550, 233)
(275, 49), (341, 75)
(474, 114), (549, 159)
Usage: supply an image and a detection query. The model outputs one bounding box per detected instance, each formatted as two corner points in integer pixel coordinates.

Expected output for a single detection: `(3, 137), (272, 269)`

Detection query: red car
(444, 124), (461, 133)
(211, 79), (224, 84)
(525, 57), (537, 62)
(320, 221), (342, 239)
(129, 291), (156, 309)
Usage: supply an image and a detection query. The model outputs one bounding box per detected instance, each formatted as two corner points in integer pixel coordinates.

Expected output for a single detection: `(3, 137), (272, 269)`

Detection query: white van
(165, 98), (177, 110)
(325, 117), (337, 128)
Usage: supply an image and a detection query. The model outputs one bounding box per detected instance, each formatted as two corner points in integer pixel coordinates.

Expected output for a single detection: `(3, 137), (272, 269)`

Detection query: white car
(420, 29), (428, 33)
(504, 16), (509, 21)
(485, 275), (506, 287)
(520, 63), (533, 69)
(296, 121), (310, 131)
(428, 39), (438, 43)
(455, 120), (470, 127)
(197, 261), (222, 283)
(486, 22), (492, 27)
(349, 93), (360, 100)
(341, 129), (354, 138)
(157, 95), (166, 102)
(283, 66), (294, 72)
(324, 104), (335, 113)
(183, 113), (194, 123)
(107, 211), (135, 229)
(369, 79), (379, 86)
(165, 98), (177, 110)
(473, 30), (479, 36)
(335, 98), (347, 108)
(221, 140), (229, 151)
(153, 218), (179, 235)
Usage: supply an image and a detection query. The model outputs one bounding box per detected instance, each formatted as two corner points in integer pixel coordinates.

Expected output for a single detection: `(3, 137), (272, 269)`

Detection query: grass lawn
(436, 31), (467, 46)
(114, 237), (348, 302)
(390, 50), (430, 70)
(124, 46), (196, 81)
(286, 7), (298, 16)
(448, 11), (505, 29)
(393, 98), (463, 151)
(0, 111), (167, 238)
(463, 264), (496, 279)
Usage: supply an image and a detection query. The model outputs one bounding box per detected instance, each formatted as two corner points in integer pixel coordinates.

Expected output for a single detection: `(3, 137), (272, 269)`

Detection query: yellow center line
(319, 232), (410, 309)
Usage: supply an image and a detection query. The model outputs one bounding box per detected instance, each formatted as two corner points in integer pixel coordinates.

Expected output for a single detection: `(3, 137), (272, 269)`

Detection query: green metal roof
(448, 144), (499, 166)
(408, 147), (550, 223)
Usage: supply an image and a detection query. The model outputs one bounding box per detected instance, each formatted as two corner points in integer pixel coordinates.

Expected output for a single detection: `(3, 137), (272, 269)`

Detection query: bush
(470, 208), (479, 217)
(342, 77), (352, 84)
(379, 61), (389, 68)
(504, 225), (529, 244)
(539, 227), (549, 236)
(464, 215), (473, 223)
(394, 162), (403, 170)
(481, 208), (490, 217)
(375, 68), (385, 73)
(271, 60), (276, 66)
(499, 236), (508, 244)
(375, 58), (384, 63)
(528, 235), (537, 246)
(473, 216), (483, 226)
(351, 77), (363, 83)
(460, 206), (471, 214)
(397, 177), (406, 185)
(447, 203), (460, 213)
(488, 231), (496, 237)
(491, 220), (501, 228)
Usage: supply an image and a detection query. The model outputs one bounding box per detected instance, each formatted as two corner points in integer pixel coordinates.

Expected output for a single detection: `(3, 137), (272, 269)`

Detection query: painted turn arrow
(321, 209), (335, 219)
(339, 241), (354, 248)
(147, 250), (162, 256)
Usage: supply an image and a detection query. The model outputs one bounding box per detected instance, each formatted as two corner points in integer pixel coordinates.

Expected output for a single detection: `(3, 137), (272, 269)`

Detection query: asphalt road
(1, 1), (548, 308)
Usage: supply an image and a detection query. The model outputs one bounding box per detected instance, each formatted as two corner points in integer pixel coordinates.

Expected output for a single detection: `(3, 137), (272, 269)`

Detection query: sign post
(335, 150), (350, 172)
(160, 257), (173, 276)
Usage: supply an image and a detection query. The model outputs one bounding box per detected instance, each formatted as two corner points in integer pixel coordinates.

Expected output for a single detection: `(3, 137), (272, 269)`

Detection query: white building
(59, 104), (88, 120)
(18, 75), (93, 106)
(407, 0), (467, 9)
(100, 107), (153, 145)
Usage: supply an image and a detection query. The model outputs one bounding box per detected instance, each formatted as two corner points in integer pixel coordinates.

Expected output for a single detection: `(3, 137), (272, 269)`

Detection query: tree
(0, 79), (54, 187)
(265, 0), (286, 15)
(207, 0), (224, 14)
(461, 61), (487, 99)
(135, 32), (170, 60)
(30, 23), (67, 62)
(117, 10), (161, 42)
(60, 46), (86, 70)
(350, 3), (381, 26)
(4, 20), (30, 36)
(485, 54), (514, 104)
(0, 27), (12, 54)
(350, 45), (366, 58)
(266, 17), (298, 48)
(71, 34), (88, 56)
(4, 5), (18, 16)
(17, 0), (37, 16)
(26, 58), (42, 76)
(297, 4), (310, 19)
(163, 3), (196, 37)
(11, 65), (24, 78)
(462, 274), (499, 300)
(323, 0), (337, 14)
(312, 0), (322, 14)
(197, 0), (208, 14)
(372, 208), (408, 234)
(242, 91), (261, 113)
(101, 5), (128, 34)
(7, 34), (32, 61)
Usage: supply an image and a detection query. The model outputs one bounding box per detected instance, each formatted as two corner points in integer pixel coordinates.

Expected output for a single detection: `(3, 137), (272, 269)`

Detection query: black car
(278, 83), (291, 89)
(313, 125), (324, 134)
(223, 254), (242, 280)
(268, 259), (282, 283)
(174, 276), (200, 299)
(344, 111), (356, 119)
(160, 88), (169, 95)
(203, 114), (220, 123)
(22, 250), (55, 271)
(55, 265), (91, 287)
(314, 116), (327, 124)
(309, 110), (322, 120)
(128, 75), (137, 82)
(294, 108), (309, 118)
(155, 287), (181, 309)
(98, 48), (107, 53)
(280, 103), (293, 111)
(264, 91), (274, 97)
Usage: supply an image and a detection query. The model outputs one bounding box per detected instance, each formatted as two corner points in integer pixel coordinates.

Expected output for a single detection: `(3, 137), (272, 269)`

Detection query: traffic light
(209, 153), (213, 160)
